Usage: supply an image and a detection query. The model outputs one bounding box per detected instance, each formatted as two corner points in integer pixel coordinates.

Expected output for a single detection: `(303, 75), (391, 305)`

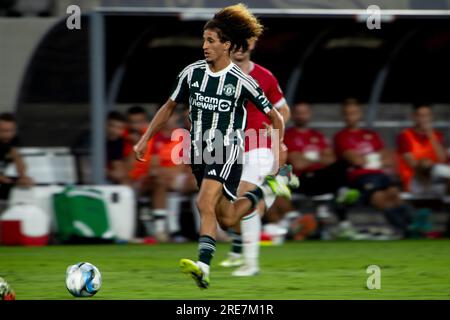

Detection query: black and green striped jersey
(169, 60), (273, 152)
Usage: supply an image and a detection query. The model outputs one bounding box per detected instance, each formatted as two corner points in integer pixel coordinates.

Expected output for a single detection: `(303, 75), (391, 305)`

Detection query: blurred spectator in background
(106, 111), (128, 184)
(397, 104), (450, 197)
(123, 106), (154, 191)
(0, 113), (33, 200)
(147, 111), (197, 242)
(334, 99), (412, 238)
(132, 106), (199, 242)
(267, 103), (358, 239)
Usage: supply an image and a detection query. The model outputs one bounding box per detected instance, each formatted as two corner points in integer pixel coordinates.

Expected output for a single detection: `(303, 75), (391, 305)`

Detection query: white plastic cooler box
(1, 185), (136, 244)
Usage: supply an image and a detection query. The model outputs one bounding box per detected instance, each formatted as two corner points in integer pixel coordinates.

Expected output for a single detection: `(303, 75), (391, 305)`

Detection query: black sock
(230, 231), (243, 254)
(198, 235), (216, 266)
(244, 187), (264, 209)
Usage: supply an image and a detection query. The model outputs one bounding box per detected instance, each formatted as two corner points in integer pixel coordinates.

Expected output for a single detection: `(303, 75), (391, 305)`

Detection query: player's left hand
(279, 142), (288, 166)
(262, 122), (273, 136)
(133, 141), (148, 162)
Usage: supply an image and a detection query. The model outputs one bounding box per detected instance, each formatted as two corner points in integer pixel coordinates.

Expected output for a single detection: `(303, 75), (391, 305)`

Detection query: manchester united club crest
(223, 84), (236, 96)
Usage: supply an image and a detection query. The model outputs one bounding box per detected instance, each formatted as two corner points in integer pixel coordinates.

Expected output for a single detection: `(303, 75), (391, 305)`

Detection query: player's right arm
(133, 99), (177, 162)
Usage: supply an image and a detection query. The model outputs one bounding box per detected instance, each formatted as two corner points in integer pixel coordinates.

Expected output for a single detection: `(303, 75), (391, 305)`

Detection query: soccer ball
(66, 262), (102, 297)
(0, 277), (16, 300)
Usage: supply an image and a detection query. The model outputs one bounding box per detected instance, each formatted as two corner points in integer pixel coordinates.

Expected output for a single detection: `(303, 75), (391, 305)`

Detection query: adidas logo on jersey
(207, 169), (217, 176)
(192, 81), (199, 88)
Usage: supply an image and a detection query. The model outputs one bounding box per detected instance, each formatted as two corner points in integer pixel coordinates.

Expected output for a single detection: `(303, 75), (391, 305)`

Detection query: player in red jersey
(334, 99), (412, 238)
(219, 38), (294, 276)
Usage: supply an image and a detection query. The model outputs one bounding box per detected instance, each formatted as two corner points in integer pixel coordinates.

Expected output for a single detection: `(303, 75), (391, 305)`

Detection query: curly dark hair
(204, 3), (264, 53)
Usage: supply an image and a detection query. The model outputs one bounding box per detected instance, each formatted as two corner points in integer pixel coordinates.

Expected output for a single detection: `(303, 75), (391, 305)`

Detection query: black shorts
(190, 144), (243, 201)
(350, 173), (394, 204)
(294, 161), (348, 196)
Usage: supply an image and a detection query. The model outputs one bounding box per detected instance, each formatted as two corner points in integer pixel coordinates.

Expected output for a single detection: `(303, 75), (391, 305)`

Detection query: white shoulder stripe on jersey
(230, 67), (258, 89)
(231, 65), (258, 88)
(179, 60), (205, 77)
(178, 60), (206, 83)
(187, 68), (194, 88)
(234, 79), (242, 99)
(241, 80), (260, 98)
(229, 68), (257, 88)
(230, 70), (259, 97)
(229, 70), (257, 93)
(170, 71), (188, 101)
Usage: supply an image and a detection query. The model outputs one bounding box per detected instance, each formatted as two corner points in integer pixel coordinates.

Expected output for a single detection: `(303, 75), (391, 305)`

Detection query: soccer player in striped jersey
(220, 38), (297, 276)
(133, 4), (294, 289)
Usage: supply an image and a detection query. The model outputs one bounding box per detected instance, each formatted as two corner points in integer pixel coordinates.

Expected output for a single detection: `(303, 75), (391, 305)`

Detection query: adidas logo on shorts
(208, 169), (217, 176)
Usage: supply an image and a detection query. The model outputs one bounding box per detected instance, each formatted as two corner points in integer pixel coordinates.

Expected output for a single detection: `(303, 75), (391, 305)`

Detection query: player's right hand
(133, 141), (147, 162)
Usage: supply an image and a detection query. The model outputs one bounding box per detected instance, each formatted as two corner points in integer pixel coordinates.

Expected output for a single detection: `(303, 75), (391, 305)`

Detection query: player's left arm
(266, 108), (285, 143)
(263, 74), (290, 164)
(267, 74), (290, 123)
(266, 108), (286, 169)
(277, 104), (290, 123)
(244, 83), (285, 168)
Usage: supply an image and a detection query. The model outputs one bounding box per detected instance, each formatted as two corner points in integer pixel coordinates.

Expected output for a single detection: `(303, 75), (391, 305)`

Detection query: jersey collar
(205, 60), (235, 77)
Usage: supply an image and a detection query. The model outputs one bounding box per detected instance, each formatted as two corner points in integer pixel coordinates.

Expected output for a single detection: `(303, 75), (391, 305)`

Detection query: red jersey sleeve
(266, 73), (286, 109)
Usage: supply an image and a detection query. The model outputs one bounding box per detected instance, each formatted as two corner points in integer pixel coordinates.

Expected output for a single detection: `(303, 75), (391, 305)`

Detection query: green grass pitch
(1, 240), (450, 299)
